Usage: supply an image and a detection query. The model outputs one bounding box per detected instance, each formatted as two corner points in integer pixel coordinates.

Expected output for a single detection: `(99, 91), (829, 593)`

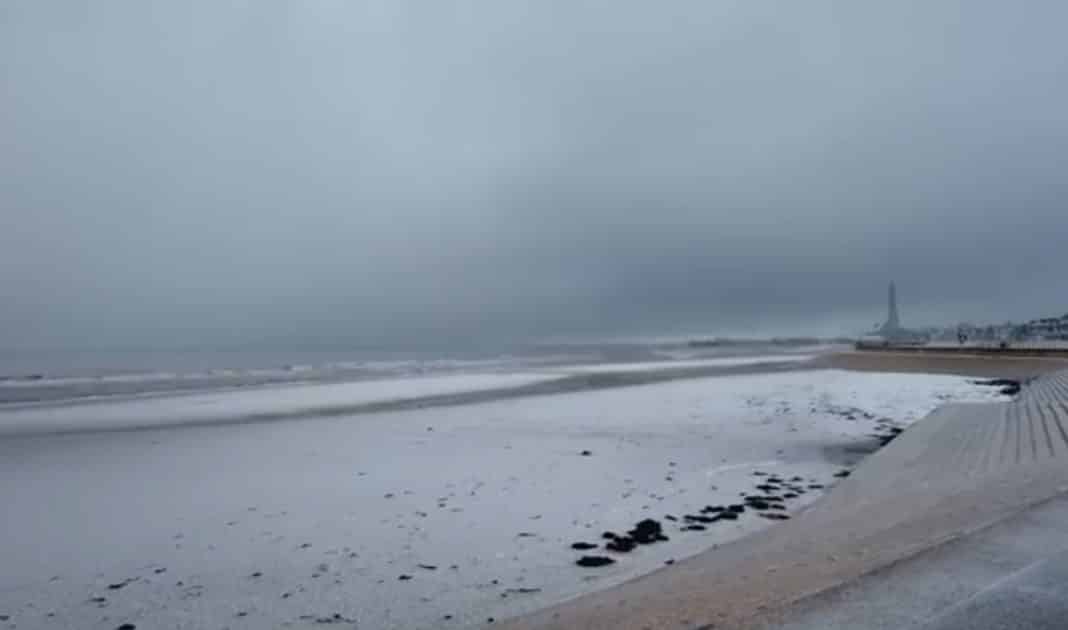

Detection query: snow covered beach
(0, 359), (1008, 629)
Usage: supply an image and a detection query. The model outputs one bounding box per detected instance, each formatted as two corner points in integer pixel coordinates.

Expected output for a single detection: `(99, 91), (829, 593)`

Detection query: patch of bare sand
(818, 351), (1068, 380)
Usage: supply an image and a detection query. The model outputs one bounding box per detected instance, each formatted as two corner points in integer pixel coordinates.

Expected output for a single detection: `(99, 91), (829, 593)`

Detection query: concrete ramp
(501, 370), (1068, 630)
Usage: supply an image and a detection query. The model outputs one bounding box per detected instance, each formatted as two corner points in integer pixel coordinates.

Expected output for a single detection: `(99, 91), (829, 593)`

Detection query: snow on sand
(0, 373), (557, 436)
(0, 369), (1006, 629)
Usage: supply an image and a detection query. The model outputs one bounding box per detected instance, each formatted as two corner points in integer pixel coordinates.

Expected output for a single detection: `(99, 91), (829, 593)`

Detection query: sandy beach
(821, 350), (1068, 379)
(0, 353), (1020, 629)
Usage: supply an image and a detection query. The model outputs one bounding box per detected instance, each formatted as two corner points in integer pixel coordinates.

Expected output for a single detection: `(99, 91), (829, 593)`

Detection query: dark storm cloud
(3, 1), (1068, 348)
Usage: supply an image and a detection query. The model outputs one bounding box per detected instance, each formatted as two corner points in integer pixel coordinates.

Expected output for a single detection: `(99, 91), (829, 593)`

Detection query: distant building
(1027, 315), (1068, 340)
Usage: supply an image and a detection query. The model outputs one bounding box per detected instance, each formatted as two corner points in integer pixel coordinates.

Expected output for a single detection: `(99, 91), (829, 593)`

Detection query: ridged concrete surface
(766, 494), (1068, 630)
(501, 370), (1068, 630)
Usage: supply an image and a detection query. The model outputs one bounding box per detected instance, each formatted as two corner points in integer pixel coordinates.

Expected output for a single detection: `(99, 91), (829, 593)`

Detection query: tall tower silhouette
(876, 281), (903, 338)
(885, 282), (901, 331)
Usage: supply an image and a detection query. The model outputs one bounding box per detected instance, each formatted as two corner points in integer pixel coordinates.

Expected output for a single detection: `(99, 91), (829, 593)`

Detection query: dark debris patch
(971, 378), (1021, 396)
(628, 519), (664, 544)
(576, 556), (615, 567)
(605, 537), (637, 553)
(107, 578), (135, 590)
(760, 513), (791, 521)
(571, 542), (598, 551)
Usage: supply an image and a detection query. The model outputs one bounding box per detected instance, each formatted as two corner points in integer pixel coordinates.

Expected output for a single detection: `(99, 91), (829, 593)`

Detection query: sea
(0, 338), (836, 405)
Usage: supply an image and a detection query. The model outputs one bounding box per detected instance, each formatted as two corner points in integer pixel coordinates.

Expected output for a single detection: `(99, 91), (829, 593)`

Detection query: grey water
(0, 339), (825, 405)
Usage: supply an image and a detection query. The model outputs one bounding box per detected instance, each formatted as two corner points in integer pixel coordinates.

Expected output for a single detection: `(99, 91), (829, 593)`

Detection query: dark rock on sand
(684, 514), (716, 524)
(728, 504), (746, 513)
(107, 579), (134, 590)
(834, 470), (852, 478)
(683, 524), (707, 531)
(756, 484), (780, 493)
(116, 625), (136, 630)
(664, 515), (678, 521)
(418, 564), (437, 570)
(571, 542), (598, 551)
(602, 531), (619, 540)
(718, 511), (739, 520)
(576, 555), (615, 567)
(701, 505), (725, 513)
(808, 484), (825, 489)
(760, 513), (791, 520)
(605, 537), (637, 553)
(783, 493), (798, 499)
(580, 450), (593, 456)
(745, 500), (770, 510)
(398, 574), (413, 581)
(628, 519), (665, 544)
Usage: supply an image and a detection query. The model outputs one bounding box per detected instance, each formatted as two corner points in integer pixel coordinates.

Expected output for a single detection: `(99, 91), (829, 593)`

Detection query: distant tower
(885, 281), (901, 332)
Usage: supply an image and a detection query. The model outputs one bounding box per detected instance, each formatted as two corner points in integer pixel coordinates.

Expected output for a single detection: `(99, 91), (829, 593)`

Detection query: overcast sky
(3, 1), (1068, 350)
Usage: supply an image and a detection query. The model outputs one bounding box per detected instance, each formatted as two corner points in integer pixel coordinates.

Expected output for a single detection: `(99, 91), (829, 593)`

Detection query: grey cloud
(3, 1), (1068, 349)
